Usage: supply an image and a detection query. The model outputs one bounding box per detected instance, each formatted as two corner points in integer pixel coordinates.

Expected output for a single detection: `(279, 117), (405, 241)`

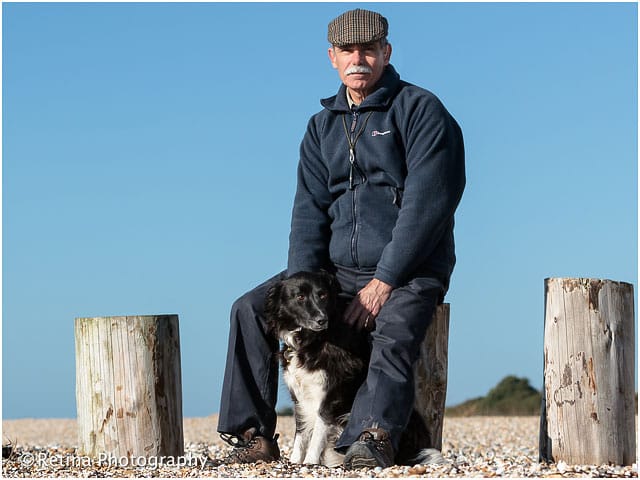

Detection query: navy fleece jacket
(287, 65), (465, 289)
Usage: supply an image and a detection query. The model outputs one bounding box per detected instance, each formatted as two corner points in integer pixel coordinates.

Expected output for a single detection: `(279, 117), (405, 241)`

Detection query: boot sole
(345, 455), (380, 469)
(343, 443), (387, 469)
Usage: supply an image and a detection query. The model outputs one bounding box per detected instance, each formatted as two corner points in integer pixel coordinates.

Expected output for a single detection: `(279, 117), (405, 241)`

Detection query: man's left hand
(343, 278), (393, 331)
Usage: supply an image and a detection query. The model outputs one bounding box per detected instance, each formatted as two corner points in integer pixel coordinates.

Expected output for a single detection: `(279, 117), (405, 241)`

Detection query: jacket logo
(371, 130), (391, 137)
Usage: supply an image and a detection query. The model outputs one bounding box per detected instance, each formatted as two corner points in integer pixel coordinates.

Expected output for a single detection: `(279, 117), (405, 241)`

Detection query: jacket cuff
(373, 266), (400, 289)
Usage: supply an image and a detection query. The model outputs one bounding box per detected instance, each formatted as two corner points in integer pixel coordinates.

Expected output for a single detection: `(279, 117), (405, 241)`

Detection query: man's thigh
(373, 276), (445, 358)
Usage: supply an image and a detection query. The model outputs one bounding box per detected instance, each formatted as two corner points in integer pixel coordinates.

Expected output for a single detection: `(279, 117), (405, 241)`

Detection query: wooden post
(413, 303), (450, 451)
(539, 278), (635, 465)
(75, 315), (184, 460)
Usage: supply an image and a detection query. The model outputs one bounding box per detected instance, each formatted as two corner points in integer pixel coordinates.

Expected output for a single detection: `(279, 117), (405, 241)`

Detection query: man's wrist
(370, 278), (393, 294)
(373, 268), (398, 289)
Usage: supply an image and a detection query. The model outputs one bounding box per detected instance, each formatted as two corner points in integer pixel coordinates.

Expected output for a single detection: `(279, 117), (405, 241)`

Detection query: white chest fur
(283, 355), (344, 466)
(283, 356), (327, 430)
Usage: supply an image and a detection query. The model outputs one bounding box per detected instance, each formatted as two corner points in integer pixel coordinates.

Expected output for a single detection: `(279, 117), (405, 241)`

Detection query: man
(217, 8), (465, 469)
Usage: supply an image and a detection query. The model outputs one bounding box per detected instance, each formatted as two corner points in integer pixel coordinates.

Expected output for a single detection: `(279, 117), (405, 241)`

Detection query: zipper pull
(349, 148), (355, 190)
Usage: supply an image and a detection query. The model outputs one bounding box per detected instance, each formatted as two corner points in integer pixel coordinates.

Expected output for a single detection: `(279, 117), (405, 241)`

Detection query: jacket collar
(320, 64), (401, 113)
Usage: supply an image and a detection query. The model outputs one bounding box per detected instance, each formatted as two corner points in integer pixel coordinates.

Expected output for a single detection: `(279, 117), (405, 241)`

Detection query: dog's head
(265, 271), (339, 339)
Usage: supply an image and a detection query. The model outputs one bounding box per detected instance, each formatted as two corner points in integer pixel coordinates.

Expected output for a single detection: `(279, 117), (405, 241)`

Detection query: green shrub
(446, 375), (542, 416)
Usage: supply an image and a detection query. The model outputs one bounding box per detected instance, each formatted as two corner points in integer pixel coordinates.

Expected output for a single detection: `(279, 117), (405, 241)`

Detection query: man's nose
(351, 49), (365, 64)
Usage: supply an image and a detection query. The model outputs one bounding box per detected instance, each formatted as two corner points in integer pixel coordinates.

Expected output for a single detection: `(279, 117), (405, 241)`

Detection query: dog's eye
(296, 294), (306, 302)
(319, 292), (328, 300)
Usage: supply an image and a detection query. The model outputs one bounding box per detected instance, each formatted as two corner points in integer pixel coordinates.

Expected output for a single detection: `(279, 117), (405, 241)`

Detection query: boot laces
(221, 432), (253, 448)
(361, 431), (387, 453)
(220, 432), (279, 462)
(221, 433), (255, 462)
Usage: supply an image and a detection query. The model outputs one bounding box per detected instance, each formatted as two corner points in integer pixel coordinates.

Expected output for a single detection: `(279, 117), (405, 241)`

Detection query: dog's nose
(310, 316), (328, 331)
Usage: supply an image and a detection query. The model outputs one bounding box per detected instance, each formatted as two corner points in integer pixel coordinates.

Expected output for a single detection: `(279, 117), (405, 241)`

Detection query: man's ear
(328, 46), (338, 69)
(383, 43), (392, 66)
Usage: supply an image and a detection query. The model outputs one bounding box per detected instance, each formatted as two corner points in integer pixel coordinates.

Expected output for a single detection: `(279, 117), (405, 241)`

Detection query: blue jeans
(217, 266), (444, 451)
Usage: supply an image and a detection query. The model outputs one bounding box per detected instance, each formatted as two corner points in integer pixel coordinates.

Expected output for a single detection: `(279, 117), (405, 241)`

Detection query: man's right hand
(343, 278), (393, 331)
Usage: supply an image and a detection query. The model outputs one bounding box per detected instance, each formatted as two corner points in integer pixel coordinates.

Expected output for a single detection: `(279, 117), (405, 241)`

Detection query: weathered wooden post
(75, 315), (184, 460)
(539, 278), (635, 465)
(413, 303), (450, 451)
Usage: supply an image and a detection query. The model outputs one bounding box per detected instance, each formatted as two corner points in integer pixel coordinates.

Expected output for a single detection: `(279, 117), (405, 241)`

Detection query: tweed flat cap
(327, 9), (388, 47)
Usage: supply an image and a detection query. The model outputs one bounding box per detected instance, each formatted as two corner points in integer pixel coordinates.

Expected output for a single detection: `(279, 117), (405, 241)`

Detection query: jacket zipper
(350, 109), (360, 266)
(342, 108), (373, 267)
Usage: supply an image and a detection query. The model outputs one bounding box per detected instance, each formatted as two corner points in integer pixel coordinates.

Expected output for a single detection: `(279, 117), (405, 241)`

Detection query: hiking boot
(220, 427), (280, 464)
(343, 428), (395, 469)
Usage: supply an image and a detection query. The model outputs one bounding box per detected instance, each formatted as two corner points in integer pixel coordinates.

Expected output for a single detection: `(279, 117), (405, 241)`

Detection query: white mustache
(345, 65), (373, 75)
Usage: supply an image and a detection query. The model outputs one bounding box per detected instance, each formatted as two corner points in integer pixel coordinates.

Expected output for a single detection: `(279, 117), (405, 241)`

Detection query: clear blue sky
(3, 2), (637, 419)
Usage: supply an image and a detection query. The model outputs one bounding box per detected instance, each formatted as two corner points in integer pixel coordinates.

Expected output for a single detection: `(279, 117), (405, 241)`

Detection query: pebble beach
(2, 415), (637, 478)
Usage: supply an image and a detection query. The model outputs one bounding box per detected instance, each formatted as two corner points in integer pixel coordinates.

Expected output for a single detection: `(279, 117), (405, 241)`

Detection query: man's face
(328, 40), (392, 100)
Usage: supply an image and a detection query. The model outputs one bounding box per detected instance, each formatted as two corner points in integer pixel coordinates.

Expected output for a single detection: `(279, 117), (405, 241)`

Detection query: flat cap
(327, 9), (388, 47)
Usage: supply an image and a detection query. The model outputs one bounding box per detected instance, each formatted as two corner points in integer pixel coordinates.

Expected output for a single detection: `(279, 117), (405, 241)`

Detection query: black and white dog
(265, 271), (441, 467)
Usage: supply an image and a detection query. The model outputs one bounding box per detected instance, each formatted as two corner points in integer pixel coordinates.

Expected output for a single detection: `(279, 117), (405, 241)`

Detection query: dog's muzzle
(308, 315), (329, 331)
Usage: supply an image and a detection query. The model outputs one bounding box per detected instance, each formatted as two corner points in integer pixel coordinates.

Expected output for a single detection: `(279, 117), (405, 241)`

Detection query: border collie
(265, 271), (442, 467)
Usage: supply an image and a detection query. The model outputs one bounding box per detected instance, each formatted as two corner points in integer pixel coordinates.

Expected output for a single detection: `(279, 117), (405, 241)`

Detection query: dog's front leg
(289, 409), (312, 464)
(303, 417), (329, 465)
(290, 431), (306, 464)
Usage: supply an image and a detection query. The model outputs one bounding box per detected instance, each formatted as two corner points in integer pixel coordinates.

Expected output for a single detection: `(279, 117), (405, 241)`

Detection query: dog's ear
(318, 270), (340, 316)
(264, 282), (283, 337)
(318, 270), (340, 297)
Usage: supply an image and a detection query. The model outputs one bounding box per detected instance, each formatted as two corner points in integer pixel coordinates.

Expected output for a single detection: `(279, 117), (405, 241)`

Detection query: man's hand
(344, 278), (393, 331)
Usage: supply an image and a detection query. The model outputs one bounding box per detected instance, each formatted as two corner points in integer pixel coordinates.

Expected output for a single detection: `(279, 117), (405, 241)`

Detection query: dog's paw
(289, 448), (303, 464)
